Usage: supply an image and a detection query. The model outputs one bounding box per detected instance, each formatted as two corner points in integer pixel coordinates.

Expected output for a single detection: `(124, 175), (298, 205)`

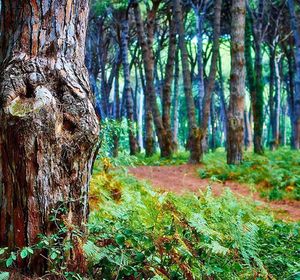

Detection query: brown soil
(128, 164), (300, 222)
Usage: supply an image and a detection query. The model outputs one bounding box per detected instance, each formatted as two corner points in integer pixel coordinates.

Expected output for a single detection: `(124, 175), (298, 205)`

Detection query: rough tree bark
(0, 0), (99, 275)
(227, 0), (246, 164)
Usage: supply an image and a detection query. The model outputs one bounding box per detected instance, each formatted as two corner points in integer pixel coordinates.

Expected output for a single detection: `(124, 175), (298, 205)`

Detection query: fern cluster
(86, 162), (300, 279)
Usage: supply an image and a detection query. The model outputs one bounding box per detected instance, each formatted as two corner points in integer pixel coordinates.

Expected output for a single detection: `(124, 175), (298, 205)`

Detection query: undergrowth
(1, 158), (299, 279)
(198, 148), (300, 201)
(86, 159), (300, 279)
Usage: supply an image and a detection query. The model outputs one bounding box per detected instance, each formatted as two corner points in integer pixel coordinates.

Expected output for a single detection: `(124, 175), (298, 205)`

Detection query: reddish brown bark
(0, 0), (99, 275)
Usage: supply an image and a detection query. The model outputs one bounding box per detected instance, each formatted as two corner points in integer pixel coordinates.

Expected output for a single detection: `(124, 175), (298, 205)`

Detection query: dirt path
(128, 164), (300, 222)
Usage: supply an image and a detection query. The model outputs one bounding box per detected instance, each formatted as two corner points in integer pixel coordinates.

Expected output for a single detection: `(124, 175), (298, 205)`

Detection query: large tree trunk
(288, 0), (300, 149)
(0, 0), (99, 275)
(227, 0), (246, 164)
(173, 0), (201, 163)
(120, 17), (139, 155)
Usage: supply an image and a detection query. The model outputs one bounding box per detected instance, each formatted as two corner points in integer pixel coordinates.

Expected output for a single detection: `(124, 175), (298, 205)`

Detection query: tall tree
(120, 11), (139, 155)
(200, 0), (222, 151)
(132, 0), (173, 158)
(247, 0), (269, 154)
(288, 0), (300, 149)
(173, 0), (202, 163)
(190, 0), (211, 124)
(227, 0), (246, 164)
(0, 0), (99, 274)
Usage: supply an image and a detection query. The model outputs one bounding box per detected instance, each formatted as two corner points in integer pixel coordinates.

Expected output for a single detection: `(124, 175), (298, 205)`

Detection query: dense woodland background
(86, 0), (300, 164)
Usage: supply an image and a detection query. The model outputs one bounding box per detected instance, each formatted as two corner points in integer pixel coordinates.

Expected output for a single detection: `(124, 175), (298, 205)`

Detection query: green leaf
(27, 247), (34, 255)
(0, 248), (7, 255)
(115, 234), (125, 246)
(6, 257), (13, 267)
(0, 271), (10, 280)
(20, 249), (28, 259)
(50, 252), (58, 260)
(11, 253), (17, 261)
(134, 252), (145, 263)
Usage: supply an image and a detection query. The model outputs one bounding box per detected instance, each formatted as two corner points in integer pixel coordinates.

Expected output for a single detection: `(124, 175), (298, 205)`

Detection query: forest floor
(129, 164), (300, 222)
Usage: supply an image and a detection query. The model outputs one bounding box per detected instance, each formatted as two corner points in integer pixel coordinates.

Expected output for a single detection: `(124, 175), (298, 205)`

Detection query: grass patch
(198, 148), (300, 201)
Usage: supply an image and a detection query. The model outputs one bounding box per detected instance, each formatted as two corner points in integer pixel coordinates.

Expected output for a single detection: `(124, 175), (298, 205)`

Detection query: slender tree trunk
(194, 9), (205, 124)
(120, 17), (139, 155)
(210, 93), (216, 151)
(138, 62), (155, 156)
(86, 17), (103, 118)
(273, 55), (281, 149)
(134, 64), (144, 151)
(269, 46), (276, 149)
(284, 42), (296, 147)
(200, 0), (222, 146)
(132, 0), (172, 158)
(161, 14), (177, 157)
(227, 0), (246, 164)
(281, 102), (287, 146)
(138, 90), (144, 151)
(173, 0), (201, 163)
(244, 110), (252, 150)
(0, 0), (99, 275)
(172, 49), (180, 151)
(218, 51), (227, 144)
(288, 0), (300, 149)
(112, 62), (121, 158)
(253, 41), (265, 154)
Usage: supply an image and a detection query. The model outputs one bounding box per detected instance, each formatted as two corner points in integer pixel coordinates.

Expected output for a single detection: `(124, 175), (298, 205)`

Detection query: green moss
(9, 98), (34, 117)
